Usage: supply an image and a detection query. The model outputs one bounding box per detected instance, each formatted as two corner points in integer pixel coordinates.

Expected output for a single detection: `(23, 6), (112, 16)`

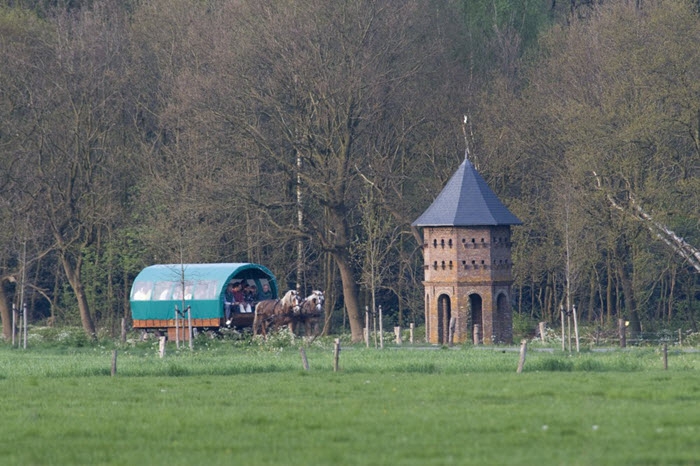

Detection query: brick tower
(412, 157), (521, 345)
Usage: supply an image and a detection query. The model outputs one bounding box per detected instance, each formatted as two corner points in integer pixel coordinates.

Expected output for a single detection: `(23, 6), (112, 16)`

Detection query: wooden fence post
(561, 307), (565, 351)
(121, 318), (127, 344)
(394, 326), (402, 345)
(187, 306), (193, 351)
(174, 305), (180, 350)
(333, 338), (341, 372)
(573, 304), (580, 353)
(618, 319), (626, 348)
(159, 336), (166, 358)
(12, 303), (16, 347)
(23, 303), (27, 349)
(539, 322), (546, 343)
(663, 343), (668, 370)
(379, 306), (384, 349)
(449, 316), (457, 346)
(300, 347), (309, 371)
(364, 308), (369, 348)
(409, 323), (414, 344)
(473, 324), (481, 345)
(111, 350), (118, 377)
(516, 339), (528, 374)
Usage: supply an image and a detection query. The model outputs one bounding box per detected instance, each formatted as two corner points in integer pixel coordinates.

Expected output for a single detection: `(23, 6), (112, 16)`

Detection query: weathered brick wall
(422, 226), (515, 345)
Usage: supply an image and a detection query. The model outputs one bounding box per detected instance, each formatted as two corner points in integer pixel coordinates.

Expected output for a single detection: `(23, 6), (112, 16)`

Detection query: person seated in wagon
(225, 281), (253, 326)
(244, 283), (258, 304)
(259, 281), (273, 300)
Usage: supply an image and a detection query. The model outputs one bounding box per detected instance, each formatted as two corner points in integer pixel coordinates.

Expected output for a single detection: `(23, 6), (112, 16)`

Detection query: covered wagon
(130, 263), (278, 339)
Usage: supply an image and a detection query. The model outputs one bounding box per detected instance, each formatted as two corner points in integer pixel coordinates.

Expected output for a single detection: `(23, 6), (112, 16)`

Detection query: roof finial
(462, 115), (470, 162)
(461, 114), (479, 169)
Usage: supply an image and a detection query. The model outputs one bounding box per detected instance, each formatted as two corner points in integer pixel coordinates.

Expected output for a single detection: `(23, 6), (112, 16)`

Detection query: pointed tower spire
(412, 158), (522, 227)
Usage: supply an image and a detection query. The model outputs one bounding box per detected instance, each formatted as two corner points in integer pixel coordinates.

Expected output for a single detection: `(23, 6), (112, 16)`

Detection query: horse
(297, 290), (325, 337)
(252, 290), (301, 338)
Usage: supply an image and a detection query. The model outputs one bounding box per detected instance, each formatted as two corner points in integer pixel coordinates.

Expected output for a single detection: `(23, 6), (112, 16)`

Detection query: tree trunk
(667, 267), (676, 322)
(60, 254), (96, 339)
(323, 250), (336, 335)
(587, 271), (597, 322)
(0, 280), (12, 341)
(332, 251), (363, 343)
(606, 256), (613, 325)
(617, 261), (641, 335)
(530, 277), (535, 319)
(687, 277), (698, 332)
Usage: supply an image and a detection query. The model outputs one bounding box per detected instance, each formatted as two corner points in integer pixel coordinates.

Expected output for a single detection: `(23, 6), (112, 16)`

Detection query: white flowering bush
(27, 326), (91, 346)
(253, 325), (296, 351)
(683, 331), (700, 347)
(529, 324), (562, 345)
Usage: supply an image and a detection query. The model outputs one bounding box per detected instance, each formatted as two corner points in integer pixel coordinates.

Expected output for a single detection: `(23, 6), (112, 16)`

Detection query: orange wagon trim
(132, 318), (221, 329)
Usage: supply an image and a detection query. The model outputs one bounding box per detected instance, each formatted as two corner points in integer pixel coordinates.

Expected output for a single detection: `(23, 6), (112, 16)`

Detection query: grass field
(0, 336), (699, 465)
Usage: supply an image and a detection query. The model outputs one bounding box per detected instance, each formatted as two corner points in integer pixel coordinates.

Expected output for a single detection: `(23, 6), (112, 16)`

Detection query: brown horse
(297, 290), (325, 337)
(252, 290), (301, 338)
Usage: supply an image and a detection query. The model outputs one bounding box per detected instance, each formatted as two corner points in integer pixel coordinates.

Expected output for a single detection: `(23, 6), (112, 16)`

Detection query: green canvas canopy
(130, 263), (278, 322)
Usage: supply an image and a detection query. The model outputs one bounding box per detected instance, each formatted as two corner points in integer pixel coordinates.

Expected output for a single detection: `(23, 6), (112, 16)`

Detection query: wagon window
(194, 280), (218, 299)
(178, 282), (194, 300)
(154, 281), (174, 300)
(172, 281), (194, 300)
(131, 282), (153, 301)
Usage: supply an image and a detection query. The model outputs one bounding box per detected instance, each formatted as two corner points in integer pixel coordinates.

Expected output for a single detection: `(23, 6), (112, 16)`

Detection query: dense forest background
(1, 0), (698, 342)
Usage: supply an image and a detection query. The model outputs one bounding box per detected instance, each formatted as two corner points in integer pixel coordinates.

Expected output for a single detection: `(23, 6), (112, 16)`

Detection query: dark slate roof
(412, 158), (522, 227)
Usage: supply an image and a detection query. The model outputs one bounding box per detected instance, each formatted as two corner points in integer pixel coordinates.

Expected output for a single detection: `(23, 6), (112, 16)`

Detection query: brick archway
(437, 294), (451, 344)
(469, 293), (483, 343)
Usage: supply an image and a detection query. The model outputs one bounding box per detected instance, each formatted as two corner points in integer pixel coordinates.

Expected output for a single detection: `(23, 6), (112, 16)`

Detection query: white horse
(252, 290), (301, 338)
(297, 290), (325, 337)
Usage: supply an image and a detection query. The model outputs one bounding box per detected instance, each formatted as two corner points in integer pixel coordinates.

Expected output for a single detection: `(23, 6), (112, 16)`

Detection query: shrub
(574, 357), (605, 372)
(30, 326), (92, 347)
(252, 326), (297, 350)
(536, 357), (574, 372)
(683, 331), (700, 346)
(512, 312), (538, 341)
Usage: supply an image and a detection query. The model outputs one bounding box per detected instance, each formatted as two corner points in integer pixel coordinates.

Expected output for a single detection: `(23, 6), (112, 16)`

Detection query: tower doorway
(470, 293), (483, 343)
(437, 294), (451, 344)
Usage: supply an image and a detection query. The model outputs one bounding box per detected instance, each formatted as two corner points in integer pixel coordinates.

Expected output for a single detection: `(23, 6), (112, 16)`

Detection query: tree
(0, 7), (58, 338)
(480, 0), (700, 327)
(196, 0), (469, 342)
(355, 182), (401, 324)
(2, 3), (133, 337)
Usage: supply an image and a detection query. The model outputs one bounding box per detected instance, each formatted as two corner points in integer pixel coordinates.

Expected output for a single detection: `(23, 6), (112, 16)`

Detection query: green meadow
(1, 337), (699, 465)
